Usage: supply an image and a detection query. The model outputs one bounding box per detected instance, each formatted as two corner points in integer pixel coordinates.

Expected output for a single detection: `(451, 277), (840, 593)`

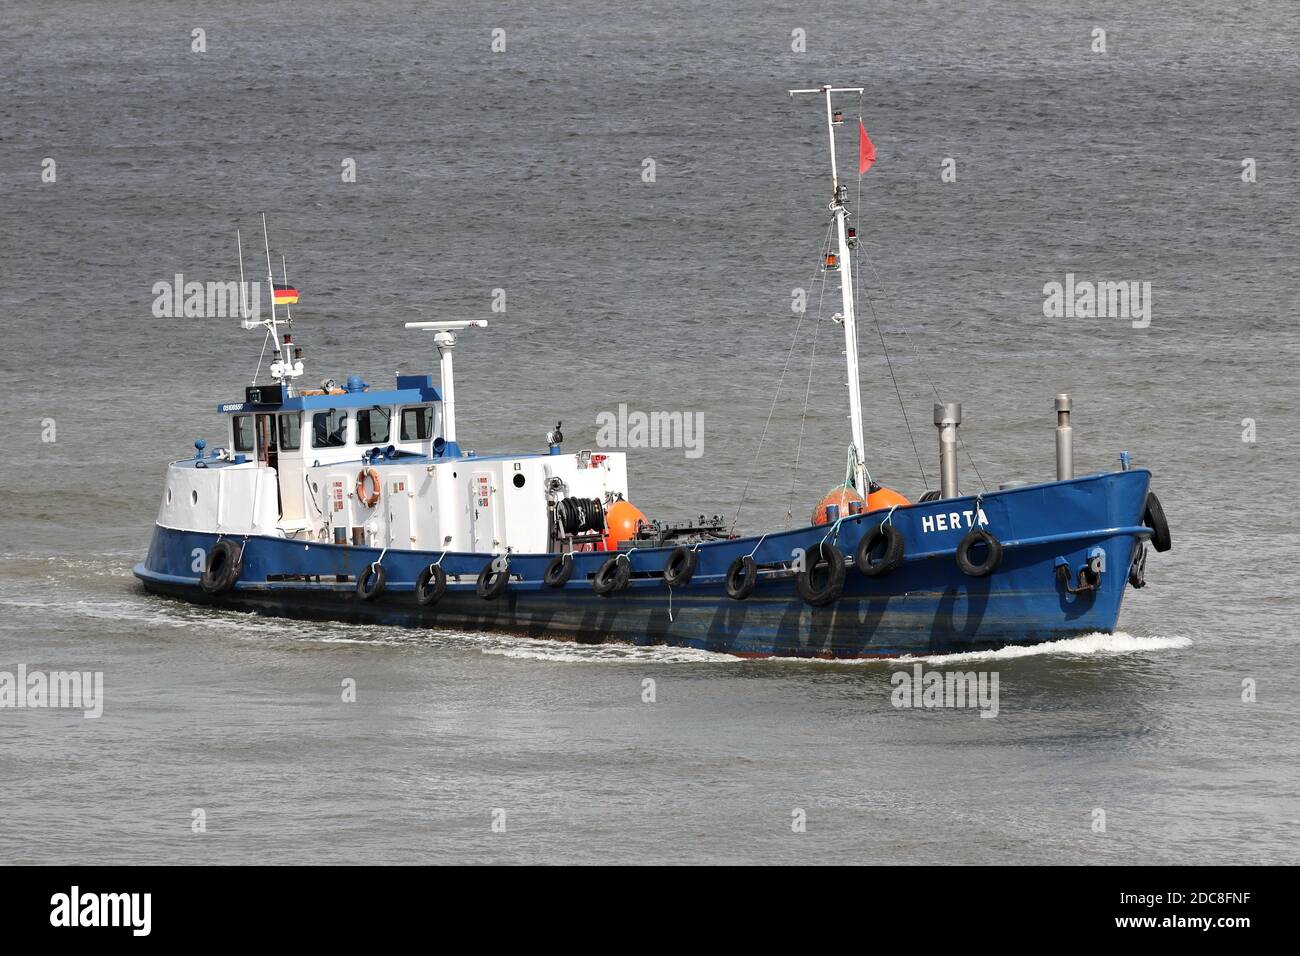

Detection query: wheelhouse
(222, 374), (446, 466)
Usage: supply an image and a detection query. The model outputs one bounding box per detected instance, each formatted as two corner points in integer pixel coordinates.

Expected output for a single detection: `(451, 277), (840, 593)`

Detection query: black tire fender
(855, 522), (904, 577)
(724, 555), (758, 600)
(543, 553), (574, 588)
(797, 541), (847, 605)
(415, 564), (447, 606)
(956, 528), (1003, 577)
(1127, 543), (1148, 589)
(356, 562), (387, 601)
(593, 555), (631, 596)
(476, 560), (510, 600)
(1143, 491), (1171, 553)
(200, 540), (243, 595)
(663, 546), (698, 587)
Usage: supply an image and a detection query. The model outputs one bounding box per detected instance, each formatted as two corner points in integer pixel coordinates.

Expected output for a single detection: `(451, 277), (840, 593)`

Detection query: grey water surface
(0, 0), (1296, 864)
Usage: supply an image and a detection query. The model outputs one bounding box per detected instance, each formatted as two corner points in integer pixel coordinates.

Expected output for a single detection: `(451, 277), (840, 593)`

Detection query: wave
(475, 639), (741, 664)
(895, 631), (1193, 665)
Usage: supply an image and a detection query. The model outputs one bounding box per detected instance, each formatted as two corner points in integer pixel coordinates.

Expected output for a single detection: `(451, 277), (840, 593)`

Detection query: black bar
(0, 865), (1284, 942)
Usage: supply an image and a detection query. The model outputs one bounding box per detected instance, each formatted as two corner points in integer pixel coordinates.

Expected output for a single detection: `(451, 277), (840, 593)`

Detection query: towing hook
(1054, 549), (1105, 595)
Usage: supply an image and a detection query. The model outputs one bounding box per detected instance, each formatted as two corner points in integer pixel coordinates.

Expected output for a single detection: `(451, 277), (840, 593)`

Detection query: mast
(257, 213), (304, 394)
(404, 320), (489, 448)
(260, 212), (284, 363)
(789, 84), (868, 494)
(280, 255), (293, 325)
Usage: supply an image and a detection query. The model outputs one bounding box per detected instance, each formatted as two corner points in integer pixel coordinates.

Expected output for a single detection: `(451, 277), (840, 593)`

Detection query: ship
(134, 85), (1171, 658)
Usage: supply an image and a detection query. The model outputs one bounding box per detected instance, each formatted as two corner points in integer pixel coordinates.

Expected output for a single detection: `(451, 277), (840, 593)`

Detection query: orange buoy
(811, 486), (865, 526)
(603, 499), (649, 550)
(866, 485), (911, 512)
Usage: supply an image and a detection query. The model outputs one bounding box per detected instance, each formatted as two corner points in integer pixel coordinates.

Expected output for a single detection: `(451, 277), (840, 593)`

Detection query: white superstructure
(155, 326), (630, 556)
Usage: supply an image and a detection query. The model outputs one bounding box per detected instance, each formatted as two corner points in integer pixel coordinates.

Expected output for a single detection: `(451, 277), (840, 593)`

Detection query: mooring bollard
(1055, 393), (1073, 480)
(934, 402), (961, 499)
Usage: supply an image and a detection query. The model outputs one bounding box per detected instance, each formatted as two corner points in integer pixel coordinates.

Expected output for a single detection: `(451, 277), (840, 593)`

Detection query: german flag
(273, 283), (299, 305)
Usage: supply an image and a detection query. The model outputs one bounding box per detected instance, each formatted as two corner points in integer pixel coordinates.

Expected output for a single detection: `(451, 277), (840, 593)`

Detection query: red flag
(858, 119), (876, 175)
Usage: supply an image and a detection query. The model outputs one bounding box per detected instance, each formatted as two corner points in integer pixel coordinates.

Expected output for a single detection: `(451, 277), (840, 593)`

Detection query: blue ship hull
(134, 469), (1153, 658)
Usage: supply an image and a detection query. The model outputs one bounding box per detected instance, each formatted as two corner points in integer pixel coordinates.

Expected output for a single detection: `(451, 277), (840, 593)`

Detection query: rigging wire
(860, 289), (928, 488)
(786, 220), (835, 526)
(730, 217), (837, 536)
(852, 95), (930, 491)
(252, 326), (272, 385)
(735, 90), (989, 535)
(854, 240), (989, 493)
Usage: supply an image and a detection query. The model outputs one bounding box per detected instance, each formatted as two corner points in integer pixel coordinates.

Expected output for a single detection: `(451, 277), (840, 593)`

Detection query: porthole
(513, 474), (526, 488)
(166, 489), (173, 504)
(191, 490), (199, 505)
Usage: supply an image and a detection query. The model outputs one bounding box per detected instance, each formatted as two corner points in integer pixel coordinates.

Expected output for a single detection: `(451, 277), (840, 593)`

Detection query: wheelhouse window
(400, 405), (434, 441)
(357, 405), (391, 444)
(279, 413), (301, 451)
(312, 409), (349, 448)
(232, 415), (255, 453)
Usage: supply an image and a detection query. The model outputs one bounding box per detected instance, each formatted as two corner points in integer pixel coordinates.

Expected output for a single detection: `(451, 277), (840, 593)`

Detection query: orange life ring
(356, 467), (381, 508)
